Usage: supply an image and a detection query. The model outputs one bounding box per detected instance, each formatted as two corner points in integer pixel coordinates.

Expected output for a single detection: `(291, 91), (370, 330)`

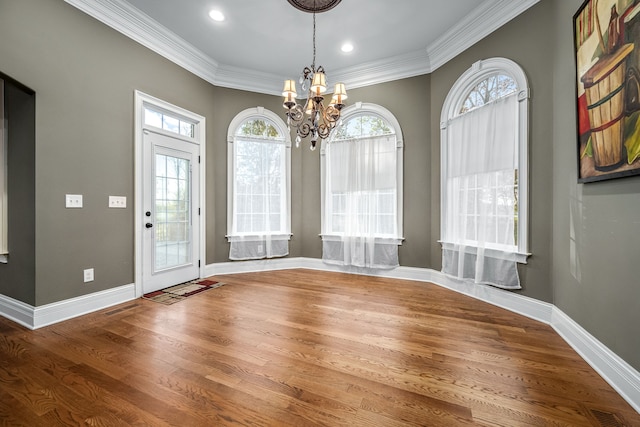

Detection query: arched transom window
(459, 73), (518, 114)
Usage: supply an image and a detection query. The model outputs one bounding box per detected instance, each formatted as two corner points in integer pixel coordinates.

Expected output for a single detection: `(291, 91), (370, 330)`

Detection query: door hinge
(198, 155), (201, 163)
(198, 260), (201, 267)
(198, 208), (201, 215)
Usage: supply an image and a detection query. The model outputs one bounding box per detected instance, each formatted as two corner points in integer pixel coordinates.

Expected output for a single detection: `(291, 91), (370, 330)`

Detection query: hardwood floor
(1, 269), (638, 426)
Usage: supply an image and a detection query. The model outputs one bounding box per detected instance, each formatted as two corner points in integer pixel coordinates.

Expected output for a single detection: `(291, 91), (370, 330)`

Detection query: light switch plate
(83, 268), (94, 283)
(66, 194), (83, 208)
(108, 196), (127, 208)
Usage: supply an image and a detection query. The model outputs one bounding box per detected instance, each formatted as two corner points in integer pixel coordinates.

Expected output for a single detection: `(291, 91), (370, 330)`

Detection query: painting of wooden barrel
(581, 43), (634, 171)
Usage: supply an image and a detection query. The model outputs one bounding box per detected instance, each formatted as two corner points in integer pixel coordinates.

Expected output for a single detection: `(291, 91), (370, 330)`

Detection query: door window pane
(155, 153), (191, 271)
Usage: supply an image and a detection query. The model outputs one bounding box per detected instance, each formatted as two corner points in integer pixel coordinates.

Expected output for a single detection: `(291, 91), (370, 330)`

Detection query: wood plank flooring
(1, 269), (638, 426)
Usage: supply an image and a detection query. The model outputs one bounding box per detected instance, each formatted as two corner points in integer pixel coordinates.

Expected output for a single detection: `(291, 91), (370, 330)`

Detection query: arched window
(440, 58), (529, 289)
(227, 107), (291, 260)
(321, 102), (403, 269)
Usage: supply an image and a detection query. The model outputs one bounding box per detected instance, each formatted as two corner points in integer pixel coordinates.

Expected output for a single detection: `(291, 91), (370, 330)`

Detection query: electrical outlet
(83, 268), (94, 283)
(66, 194), (83, 208)
(108, 196), (127, 208)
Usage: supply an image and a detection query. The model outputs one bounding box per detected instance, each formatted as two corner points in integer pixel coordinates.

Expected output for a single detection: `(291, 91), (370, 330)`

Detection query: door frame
(134, 90), (206, 297)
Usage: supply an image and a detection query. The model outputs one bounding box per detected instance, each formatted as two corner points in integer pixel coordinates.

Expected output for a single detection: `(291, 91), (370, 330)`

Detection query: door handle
(145, 223), (153, 228)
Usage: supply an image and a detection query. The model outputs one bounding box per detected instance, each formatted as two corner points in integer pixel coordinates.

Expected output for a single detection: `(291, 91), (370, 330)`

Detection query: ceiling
(65, 0), (539, 95)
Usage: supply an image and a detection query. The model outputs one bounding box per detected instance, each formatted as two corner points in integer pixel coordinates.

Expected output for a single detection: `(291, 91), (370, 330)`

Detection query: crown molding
(332, 49), (431, 90)
(64, 0), (219, 85)
(427, 0), (541, 71)
(214, 65), (284, 96)
(335, 0), (541, 88)
(65, 0), (540, 95)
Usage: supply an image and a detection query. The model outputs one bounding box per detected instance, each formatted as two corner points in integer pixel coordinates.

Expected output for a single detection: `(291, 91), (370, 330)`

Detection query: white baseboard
(0, 293), (34, 329)
(204, 256), (640, 413)
(204, 256), (305, 276)
(551, 307), (640, 414)
(0, 283), (136, 330)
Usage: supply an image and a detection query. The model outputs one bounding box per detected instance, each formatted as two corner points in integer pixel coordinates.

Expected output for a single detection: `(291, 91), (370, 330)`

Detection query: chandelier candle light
(283, 0), (347, 150)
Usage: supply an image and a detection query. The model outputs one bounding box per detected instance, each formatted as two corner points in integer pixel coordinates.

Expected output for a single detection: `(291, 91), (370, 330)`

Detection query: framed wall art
(574, 0), (640, 182)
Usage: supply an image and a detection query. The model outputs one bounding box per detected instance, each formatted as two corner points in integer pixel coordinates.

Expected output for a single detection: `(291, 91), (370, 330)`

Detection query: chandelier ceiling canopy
(286, 0), (342, 13)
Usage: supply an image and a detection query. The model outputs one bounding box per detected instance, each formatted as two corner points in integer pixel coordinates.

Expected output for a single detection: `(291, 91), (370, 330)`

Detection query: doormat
(142, 279), (225, 305)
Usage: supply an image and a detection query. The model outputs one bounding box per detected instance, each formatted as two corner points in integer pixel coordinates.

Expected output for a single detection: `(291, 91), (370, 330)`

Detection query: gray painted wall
(551, 0), (640, 371)
(0, 76), (36, 305)
(429, 1), (555, 303)
(207, 86), (300, 263)
(0, 0), (219, 305)
(296, 76), (433, 267)
(0, 0), (638, 372)
(434, 0), (640, 370)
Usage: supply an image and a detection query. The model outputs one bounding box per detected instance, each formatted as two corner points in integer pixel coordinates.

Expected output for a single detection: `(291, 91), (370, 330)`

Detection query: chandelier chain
(312, 10), (316, 69)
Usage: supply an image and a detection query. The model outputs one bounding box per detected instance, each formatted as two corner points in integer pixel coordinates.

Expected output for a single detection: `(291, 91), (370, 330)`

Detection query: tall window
(440, 58), (529, 289)
(0, 78), (7, 263)
(321, 102), (403, 269)
(227, 107), (291, 260)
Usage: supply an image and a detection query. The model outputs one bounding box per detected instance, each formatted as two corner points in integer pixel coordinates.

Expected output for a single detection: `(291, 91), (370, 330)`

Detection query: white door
(142, 130), (200, 294)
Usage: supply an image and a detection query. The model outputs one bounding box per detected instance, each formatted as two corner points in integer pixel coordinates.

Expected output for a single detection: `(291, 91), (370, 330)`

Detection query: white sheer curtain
(229, 137), (289, 260)
(442, 93), (521, 289)
(323, 135), (400, 269)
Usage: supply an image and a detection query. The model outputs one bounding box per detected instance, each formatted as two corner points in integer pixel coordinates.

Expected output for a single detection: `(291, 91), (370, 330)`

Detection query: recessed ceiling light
(341, 42), (354, 53)
(208, 9), (225, 22)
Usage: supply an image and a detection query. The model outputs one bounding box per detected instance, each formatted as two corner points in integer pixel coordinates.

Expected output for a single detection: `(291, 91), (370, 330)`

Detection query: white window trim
(0, 78), (7, 263)
(321, 102), (404, 241)
(226, 106), (292, 240)
(440, 57), (530, 263)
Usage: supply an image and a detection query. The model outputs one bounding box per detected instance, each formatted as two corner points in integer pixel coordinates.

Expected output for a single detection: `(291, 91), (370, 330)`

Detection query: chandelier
(282, 0), (347, 150)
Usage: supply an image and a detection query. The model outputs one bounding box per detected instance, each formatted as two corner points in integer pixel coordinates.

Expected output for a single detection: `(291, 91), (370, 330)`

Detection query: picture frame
(574, 0), (640, 183)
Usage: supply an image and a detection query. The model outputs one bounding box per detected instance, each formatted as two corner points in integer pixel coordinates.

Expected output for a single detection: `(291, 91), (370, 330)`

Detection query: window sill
(226, 233), (292, 242)
(320, 234), (404, 245)
(438, 240), (530, 264)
